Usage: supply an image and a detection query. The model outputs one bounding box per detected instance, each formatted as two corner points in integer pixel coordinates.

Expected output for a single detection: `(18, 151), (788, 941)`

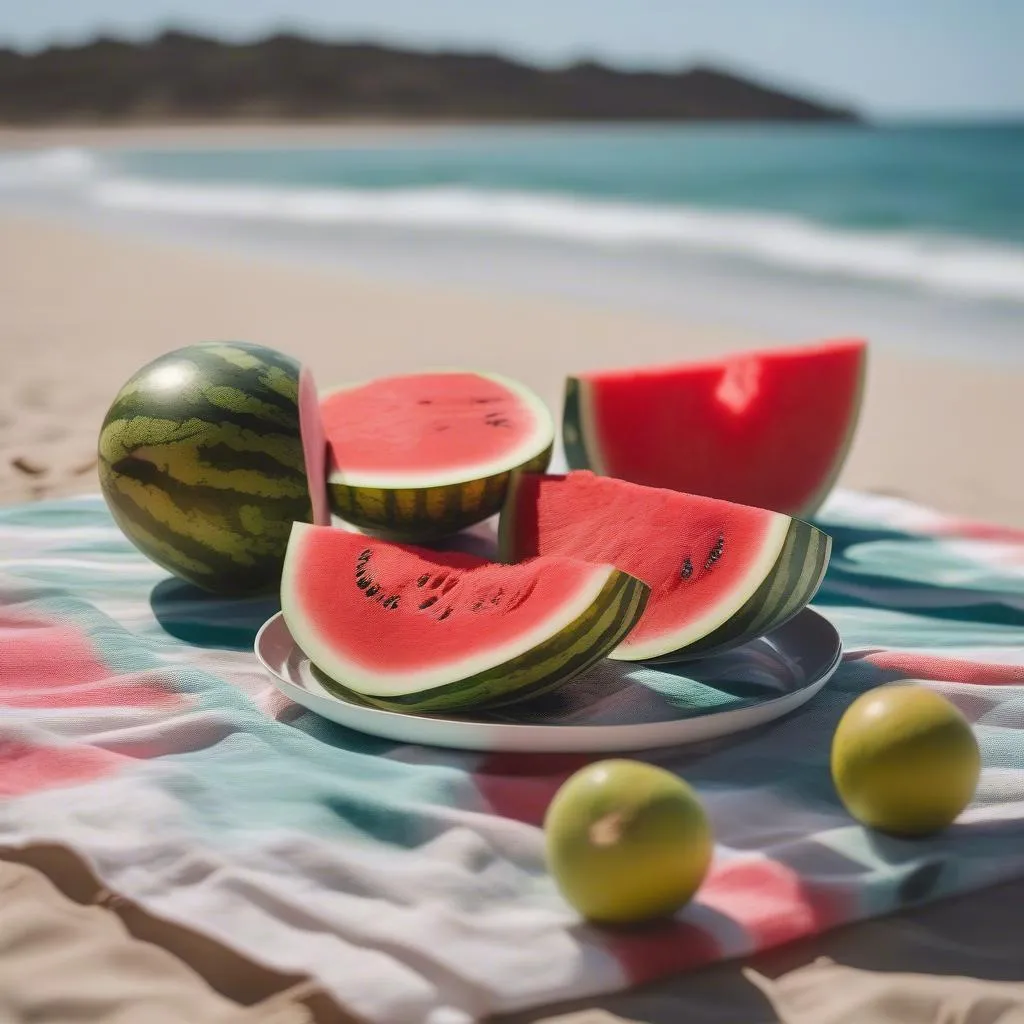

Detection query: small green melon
(544, 759), (713, 924)
(831, 683), (981, 837)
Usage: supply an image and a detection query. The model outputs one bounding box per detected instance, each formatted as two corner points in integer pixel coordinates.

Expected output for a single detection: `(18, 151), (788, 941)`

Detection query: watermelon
(98, 342), (321, 596)
(281, 523), (649, 714)
(563, 338), (866, 517)
(500, 472), (831, 663)
(322, 370), (553, 541)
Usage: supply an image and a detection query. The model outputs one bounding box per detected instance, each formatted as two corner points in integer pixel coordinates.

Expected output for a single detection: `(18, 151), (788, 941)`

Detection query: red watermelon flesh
(280, 523), (649, 712)
(501, 472), (831, 662)
(298, 365), (331, 526)
(563, 338), (866, 516)
(322, 371), (553, 487)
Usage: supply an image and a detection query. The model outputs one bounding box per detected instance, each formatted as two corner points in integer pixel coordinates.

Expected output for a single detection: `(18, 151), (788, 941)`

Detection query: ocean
(2, 122), (1022, 363)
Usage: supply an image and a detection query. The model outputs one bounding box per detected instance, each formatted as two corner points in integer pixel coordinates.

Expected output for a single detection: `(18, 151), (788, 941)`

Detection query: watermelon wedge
(563, 338), (866, 517)
(500, 472), (831, 663)
(281, 523), (649, 714)
(322, 370), (554, 541)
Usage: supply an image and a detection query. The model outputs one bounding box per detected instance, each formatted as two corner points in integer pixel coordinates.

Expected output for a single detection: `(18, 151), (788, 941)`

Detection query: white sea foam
(0, 146), (100, 186)
(2, 137), (1022, 304)
(89, 177), (1024, 302)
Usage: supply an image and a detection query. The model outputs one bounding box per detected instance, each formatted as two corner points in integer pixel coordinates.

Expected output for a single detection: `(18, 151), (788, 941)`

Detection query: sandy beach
(0, 206), (1021, 524)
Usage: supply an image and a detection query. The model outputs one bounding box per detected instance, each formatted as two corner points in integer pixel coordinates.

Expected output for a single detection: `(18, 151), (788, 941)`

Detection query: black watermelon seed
(680, 557), (693, 580)
(419, 596), (439, 610)
(359, 549), (371, 560)
(416, 574), (430, 587)
(356, 577), (371, 590)
(438, 607), (453, 621)
(704, 534), (725, 571)
(366, 584), (380, 597)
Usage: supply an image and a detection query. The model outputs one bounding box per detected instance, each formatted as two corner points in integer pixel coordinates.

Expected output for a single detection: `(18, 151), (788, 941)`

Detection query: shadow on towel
(150, 577), (280, 650)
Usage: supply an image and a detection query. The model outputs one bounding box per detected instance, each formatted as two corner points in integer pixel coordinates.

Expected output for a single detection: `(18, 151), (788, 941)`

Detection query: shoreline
(0, 119), (866, 152)
(0, 208), (1021, 525)
(0, 121), (484, 151)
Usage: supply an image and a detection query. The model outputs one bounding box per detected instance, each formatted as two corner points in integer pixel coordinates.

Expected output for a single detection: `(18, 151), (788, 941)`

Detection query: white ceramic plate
(255, 607), (841, 753)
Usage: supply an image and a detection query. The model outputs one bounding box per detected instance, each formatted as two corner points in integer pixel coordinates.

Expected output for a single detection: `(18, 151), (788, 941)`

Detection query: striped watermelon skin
(312, 566), (649, 715)
(328, 446), (553, 542)
(639, 517), (831, 663)
(561, 376), (592, 477)
(98, 342), (314, 595)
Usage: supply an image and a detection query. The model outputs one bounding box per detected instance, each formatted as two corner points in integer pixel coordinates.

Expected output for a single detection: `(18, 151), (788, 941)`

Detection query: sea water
(2, 121), (1022, 363)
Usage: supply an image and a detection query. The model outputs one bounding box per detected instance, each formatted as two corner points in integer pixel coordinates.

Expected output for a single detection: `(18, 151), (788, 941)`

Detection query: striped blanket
(1, 491), (1023, 1024)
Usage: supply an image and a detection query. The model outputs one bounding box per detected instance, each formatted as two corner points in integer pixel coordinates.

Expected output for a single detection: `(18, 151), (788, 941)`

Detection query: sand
(0, 208), (1021, 525)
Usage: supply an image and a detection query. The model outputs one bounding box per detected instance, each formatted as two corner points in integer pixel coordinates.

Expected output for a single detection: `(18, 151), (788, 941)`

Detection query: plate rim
(254, 607), (842, 752)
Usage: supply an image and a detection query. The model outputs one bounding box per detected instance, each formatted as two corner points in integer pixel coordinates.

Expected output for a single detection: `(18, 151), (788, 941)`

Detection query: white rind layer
(608, 513), (792, 661)
(324, 369), (555, 489)
(281, 523), (615, 696)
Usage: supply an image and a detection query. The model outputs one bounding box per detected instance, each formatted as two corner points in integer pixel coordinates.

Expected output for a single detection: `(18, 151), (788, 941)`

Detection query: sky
(2, 0), (1022, 118)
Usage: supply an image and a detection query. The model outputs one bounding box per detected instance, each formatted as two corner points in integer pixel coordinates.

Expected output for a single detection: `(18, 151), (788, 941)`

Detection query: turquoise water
(1, 122), (1022, 360)
(113, 122), (1024, 245)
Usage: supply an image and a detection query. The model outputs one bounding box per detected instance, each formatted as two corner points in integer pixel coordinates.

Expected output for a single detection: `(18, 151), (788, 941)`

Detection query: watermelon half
(563, 338), (866, 517)
(281, 523), (649, 714)
(500, 472), (831, 663)
(321, 370), (554, 542)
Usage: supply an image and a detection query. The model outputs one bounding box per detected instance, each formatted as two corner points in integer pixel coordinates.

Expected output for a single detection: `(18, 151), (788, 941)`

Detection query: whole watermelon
(98, 342), (314, 595)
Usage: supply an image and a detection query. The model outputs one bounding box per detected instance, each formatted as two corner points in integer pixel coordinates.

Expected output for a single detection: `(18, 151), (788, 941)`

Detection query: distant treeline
(0, 30), (861, 125)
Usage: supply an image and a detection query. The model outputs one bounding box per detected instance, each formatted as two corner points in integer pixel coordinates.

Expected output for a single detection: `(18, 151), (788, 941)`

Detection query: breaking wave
(0, 146), (100, 185)
(90, 177), (1024, 302)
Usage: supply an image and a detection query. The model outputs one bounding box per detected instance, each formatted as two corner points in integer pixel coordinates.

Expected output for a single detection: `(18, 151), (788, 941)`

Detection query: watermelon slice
(321, 370), (554, 542)
(281, 523), (649, 714)
(563, 338), (866, 517)
(500, 472), (831, 663)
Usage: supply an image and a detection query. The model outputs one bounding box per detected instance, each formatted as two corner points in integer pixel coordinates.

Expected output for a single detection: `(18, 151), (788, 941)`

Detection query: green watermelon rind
(328, 445), (553, 543)
(562, 375), (603, 476)
(98, 342), (314, 596)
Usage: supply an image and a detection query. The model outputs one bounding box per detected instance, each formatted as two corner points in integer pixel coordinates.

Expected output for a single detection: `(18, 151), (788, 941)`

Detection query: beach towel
(1, 489), (1022, 1024)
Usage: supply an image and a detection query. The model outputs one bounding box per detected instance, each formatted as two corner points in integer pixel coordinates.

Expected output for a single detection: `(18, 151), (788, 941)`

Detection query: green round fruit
(544, 759), (713, 924)
(98, 342), (314, 595)
(831, 683), (981, 837)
